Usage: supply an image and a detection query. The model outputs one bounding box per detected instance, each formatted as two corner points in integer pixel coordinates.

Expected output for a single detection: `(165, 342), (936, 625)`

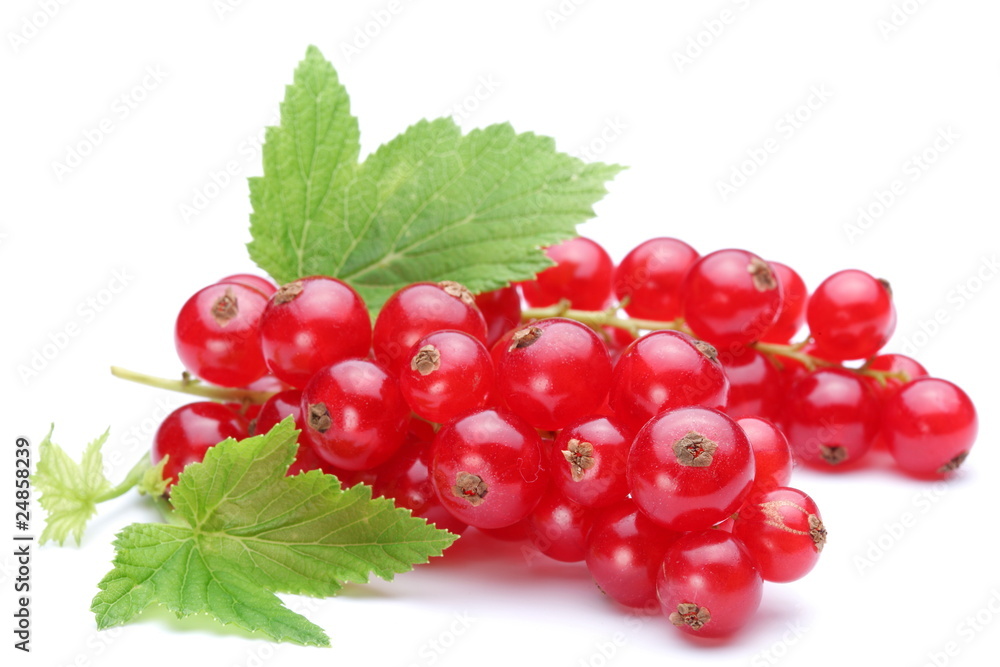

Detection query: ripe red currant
(681, 249), (782, 346)
(627, 407), (754, 531)
(760, 261), (808, 344)
(518, 237), (614, 310)
(613, 237), (699, 321)
(258, 276), (371, 388)
(174, 282), (269, 387)
(807, 269), (896, 361)
(550, 416), (632, 508)
(152, 402), (249, 487)
(733, 486), (826, 583)
(399, 329), (494, 424)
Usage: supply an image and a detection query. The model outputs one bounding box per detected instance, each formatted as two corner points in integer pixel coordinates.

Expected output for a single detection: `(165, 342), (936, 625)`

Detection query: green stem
(522, 305), (909, 385)
(522, 301), (687, 337)
(95, 455), (151, 503)
(110, 366), (276, 404)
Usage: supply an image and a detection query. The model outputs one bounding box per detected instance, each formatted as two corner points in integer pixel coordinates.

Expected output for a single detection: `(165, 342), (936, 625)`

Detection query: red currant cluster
(150, 235), (976, 639)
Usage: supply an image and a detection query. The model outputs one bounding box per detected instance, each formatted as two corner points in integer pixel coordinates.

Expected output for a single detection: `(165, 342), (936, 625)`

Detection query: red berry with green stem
(302, 359), (410, 471)
(152, 402), (249, 488)
(656, 531), (763, 637)
(374, 281), (487, 376)
(883, 377), (977, 477)
(613, 237), (699, 321)
(474, 286), (522, 348)
(681, 248), (783, 346)
(807, 269), (896, 361)
(400, 330), (494, 424)
(496, 318), (612, 430)
(864, 353), (928, 400)
(518, 236), (614, 310)
(585, 499), (681, 609)
(784, 367), (880, 468)
(760, 261), (808, 344)
(737, 416), (793, 496)
(627, 407), (754, 532)
(430, 409), (547, 529)
(608, 330), (729, 432)
(258, 276), (371, 388)
(719, 345), (782, 421)
(733, 486), (826, 583)
(174, 282), (269, 388)
(550, 415), (632, 509)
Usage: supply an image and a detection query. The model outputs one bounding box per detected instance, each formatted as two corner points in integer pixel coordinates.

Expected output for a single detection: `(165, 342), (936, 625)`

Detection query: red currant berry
(525, 485), (592, 563)
(550, 416), (632, 508)
(627, 407), (754, 532)
(585, 499), (681, 609)
(784, 368), (880, 467)
(430, 409), (547, 529)
(174, 282), (269, 387)
(760, 262), (808, 344)
(883, 377), (977, 477)
(152, 402), (248, 487)
(258, 276), (371, 388)
(608, 330), (729, 432)
(496, 318), (612, 430)
(474, 286), (522, 349)
(372, 440), (468, 535)
(374, 281), (487, 376)
(864, 353), (928, 400)
(302, 360), (410, 471)
(733, 486), (826, 583)
(400, 330), (494, 424)
(718, 346), (782, 421)
(807, 269), (896, 361)
(656, 531), (763, 637)
(737, 416), (793, 495)
(518, 237), (614, 310)
(613, 237), (699, 321)
(254, 389), (330, 476)
(218, 273), (277, 297)
(681, 249), (782, 346)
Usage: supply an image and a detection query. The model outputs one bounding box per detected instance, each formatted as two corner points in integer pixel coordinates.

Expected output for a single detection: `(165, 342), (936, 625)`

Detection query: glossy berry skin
(551, 416), (632, 508)
(784, 368), (880, 468)
(525, 485), (592, 563)
(258, 276), (371, 388)
(374, 282), (487, 376)
(733, 487), (826, 583)
(301, 360), (410, 471)
(254, 389), (333, 477)
(497, 318), (612, 430)
(152, 402), (249, 487)
(656, 531), (763, 637)
(883, 378), (977, 477)
(760, 262), (808, 344)
(218, 273), (277, 296)
(585, 499), (681, 609)
(175, 282), (269, 388)
(474, 286), (522, 348)
(399, 330), (494, 424)
(372, 440), (468, 535)
(737, 417), (793, 496)
(681, 249), (783, 346)
(719, 346), (782, 421)
(430, 409), (547, 529)
(627, 407), (754, 532)
(807, 269), (896, 361)
(864, 353), (928, 401)
(518, 237), (614, 310)
(608, 330), (729, 432)
(613, 237), (699, 321)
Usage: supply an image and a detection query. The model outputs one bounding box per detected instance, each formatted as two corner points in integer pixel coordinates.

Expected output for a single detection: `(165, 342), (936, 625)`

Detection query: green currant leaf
(34, 425), (113, 546)
(91, 417), (458, 647)
(248, 46), (623, 313)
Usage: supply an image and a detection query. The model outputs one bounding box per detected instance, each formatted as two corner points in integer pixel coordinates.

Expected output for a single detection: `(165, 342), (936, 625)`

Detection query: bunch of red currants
(152, 235), (976, 638)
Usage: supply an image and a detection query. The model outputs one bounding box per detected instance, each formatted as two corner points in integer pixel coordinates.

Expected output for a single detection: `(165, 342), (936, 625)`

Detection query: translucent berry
(518, 237), (614, 310)
(807, 269), (896, 361)
(613, 237), (699, 321)
(152, 402), (248, 487)
(733, 486), (826, 583)
(399, 330), (494, 424)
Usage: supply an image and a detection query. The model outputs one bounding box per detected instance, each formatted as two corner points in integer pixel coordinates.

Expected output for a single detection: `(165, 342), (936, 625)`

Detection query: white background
(3, 1), (999, 666)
